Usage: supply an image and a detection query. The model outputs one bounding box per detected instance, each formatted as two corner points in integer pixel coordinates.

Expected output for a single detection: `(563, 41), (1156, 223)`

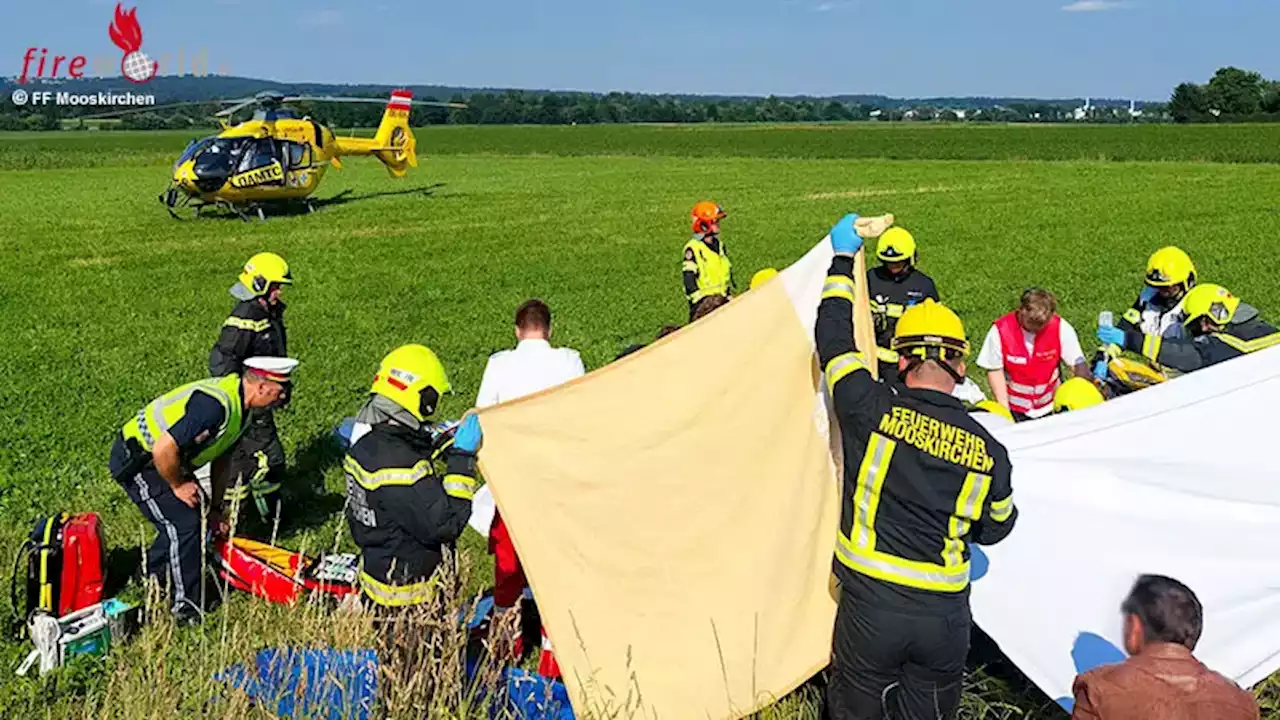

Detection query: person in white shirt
(475, 300), (585, 408)
(473, 298), (583, 679)
(976, 288), (1091, 421)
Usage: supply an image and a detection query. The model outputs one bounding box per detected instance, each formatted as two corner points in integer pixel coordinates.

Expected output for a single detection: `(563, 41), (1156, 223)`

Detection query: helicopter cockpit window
(284, 141), (311, 170)
(191, 137), (248, 177)
(177, 137), (214, 167)
(238, 139), (281, 173)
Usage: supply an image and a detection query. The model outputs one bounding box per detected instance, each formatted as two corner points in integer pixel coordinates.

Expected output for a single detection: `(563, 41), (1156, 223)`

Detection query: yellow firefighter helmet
(370, 344), (452, 421)
(239, 252), (293, 296)
(1053, 377), (1105, 413)
(1181, 283), (1241, 329)
(876, 227), (917, 266)
(891, 299), (969, 359)
(1144, 246), (1196, 292)
(750, 268), (779, 290)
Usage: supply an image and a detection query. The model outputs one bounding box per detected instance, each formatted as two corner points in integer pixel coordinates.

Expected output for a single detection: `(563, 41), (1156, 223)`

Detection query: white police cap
(243, 357), (299, 382)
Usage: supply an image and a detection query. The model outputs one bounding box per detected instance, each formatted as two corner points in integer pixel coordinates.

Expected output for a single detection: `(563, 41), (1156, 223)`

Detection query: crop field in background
(1, 123), (1279, 717)
(4, 122), (1280, 170)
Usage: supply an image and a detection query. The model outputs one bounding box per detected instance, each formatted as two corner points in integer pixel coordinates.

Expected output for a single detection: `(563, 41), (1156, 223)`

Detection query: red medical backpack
(15, 513), (107, 622)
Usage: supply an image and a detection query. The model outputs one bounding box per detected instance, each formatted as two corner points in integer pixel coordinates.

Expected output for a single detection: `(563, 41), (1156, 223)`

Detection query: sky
(3, 0), (1278, 100)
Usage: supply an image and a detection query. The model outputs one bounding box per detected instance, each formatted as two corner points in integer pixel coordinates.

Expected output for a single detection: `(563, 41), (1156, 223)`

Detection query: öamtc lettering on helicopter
(229, 161), (284, 189)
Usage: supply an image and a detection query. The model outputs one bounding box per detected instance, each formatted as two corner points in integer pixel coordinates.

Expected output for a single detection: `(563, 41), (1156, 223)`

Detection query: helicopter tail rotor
(333, 89), (418, 178)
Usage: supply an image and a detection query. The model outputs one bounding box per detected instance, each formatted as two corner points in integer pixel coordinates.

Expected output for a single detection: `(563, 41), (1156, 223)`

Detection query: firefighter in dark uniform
(208, 252), (293, 522)
(683, 201), (734, 321)
(343, 344), (479, 612)
(108, 357), (297, 623)
(1098, 282), (1280, 374)
(816, 214), (1018, 720)
(868, 227), (940, 385)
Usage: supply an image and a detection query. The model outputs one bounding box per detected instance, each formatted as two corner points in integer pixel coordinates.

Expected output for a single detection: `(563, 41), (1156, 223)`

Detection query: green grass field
(2, 124), (1280, 718)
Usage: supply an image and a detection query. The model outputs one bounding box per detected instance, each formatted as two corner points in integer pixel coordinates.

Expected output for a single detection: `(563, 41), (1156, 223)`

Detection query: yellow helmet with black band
(370, 344), (452, 422)
(239, 252), (293, 297)
(891, 299), (969, 359)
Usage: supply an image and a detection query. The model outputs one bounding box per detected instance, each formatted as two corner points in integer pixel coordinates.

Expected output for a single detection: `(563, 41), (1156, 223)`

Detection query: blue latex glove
(1139, 285), (1157, 304)
(1096, 325), (1126, 347)
(1093, 358), (1110, 380)
(830, 214), (864, 256)
(453, 414), (482, 453)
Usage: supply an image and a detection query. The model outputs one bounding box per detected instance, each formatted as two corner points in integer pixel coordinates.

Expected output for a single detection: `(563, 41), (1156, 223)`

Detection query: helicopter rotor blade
(286, 95), (468, 109)
(77, 100), (235, 120)
(214, 97), (262, 118)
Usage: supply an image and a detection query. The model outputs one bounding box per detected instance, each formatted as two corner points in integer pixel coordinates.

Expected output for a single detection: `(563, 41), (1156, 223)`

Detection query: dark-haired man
(691, 294), (730, 322)
(1071, 574), (1259, 720)
(474, 298), (584, 678)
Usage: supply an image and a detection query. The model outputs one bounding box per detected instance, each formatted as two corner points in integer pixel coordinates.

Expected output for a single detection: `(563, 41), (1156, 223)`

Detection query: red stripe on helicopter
(387, 89), (413, 110)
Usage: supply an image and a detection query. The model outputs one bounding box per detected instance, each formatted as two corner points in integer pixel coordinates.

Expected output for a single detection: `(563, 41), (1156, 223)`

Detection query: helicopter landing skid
(159, 187), (317, 221)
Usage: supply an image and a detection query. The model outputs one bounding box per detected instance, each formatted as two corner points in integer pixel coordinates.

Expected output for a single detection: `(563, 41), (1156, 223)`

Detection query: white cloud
(815, 0), (859, 11)
(1061, 0), (1130, 11)
(299, 9), (344, 26)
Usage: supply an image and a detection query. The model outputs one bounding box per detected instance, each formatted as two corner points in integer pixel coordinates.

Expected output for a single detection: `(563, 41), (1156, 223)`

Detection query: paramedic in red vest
(977, 288), (1091, 421)
(474, 298), (584, 677)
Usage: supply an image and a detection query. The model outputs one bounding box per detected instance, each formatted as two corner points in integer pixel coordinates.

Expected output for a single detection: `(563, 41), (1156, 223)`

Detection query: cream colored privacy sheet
(475, 247), (843, 719)
(478, 232), (1280, 717)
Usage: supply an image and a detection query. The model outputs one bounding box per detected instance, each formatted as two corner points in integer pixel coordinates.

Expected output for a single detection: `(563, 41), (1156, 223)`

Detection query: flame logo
(108, 3), (158, 83)
(108, 3), (144, 54)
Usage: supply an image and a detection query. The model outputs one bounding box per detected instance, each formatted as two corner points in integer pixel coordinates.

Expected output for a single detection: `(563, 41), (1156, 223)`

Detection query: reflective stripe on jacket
(121, 374), (245, 469)
(816, 259), (1017, 607)
(343, 422), (476, 607)
(683, 237), (731, 303)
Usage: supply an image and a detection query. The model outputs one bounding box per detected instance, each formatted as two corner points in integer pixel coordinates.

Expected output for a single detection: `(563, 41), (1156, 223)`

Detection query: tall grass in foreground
(5, 495), (1071, 720)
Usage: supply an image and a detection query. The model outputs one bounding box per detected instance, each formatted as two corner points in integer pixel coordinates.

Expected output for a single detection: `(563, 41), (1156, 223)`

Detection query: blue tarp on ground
(216, 641), (574, 719)
(507, 669), (575, 719)
(215, 647), (379, 720)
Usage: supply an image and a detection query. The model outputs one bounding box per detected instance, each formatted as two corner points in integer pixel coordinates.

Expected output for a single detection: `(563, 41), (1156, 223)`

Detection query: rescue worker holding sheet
(343, 344), (480, 611)
(816, 213), (1018, 720)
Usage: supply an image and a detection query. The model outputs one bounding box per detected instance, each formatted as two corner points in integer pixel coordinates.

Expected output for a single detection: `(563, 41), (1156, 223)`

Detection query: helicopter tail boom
(334, 89), (418, 178)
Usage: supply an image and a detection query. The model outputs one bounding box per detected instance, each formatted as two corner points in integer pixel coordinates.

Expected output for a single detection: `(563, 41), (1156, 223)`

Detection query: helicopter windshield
(190, 137), (250, 178)
(176, 136), (215, 167)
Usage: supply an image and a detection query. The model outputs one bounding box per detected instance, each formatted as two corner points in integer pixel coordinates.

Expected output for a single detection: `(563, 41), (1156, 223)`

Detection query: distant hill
(0, 74), (1155, 109)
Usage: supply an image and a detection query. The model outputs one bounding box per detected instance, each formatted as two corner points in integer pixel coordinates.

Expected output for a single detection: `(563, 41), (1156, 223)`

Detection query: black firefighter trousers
(225, 408), (286, 518)
(826, 589), (970, 720)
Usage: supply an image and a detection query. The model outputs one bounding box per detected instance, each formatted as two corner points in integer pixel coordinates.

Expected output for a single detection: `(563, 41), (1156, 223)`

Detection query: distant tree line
(0, 84), (1172, 132)
(1169, 67), (1280, 123)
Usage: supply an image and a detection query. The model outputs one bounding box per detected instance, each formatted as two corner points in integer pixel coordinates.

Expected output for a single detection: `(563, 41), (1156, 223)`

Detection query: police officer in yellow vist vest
(816, 213), (1017, 720)
(683, 201), (733, 321)
(343, 344), (481, 611)
(109, 357), (297, 623)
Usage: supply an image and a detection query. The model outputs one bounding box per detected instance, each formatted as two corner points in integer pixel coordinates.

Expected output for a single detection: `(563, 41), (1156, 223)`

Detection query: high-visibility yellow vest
(121, 375), (245, 469)
(683, 237), (732, 303)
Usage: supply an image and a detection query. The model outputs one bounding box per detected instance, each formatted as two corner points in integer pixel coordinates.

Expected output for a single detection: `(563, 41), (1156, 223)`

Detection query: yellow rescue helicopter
(136, 89), (462, 220)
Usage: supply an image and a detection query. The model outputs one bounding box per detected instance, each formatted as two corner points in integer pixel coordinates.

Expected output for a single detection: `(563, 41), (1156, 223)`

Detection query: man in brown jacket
(1071, 574), (1260, 720)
